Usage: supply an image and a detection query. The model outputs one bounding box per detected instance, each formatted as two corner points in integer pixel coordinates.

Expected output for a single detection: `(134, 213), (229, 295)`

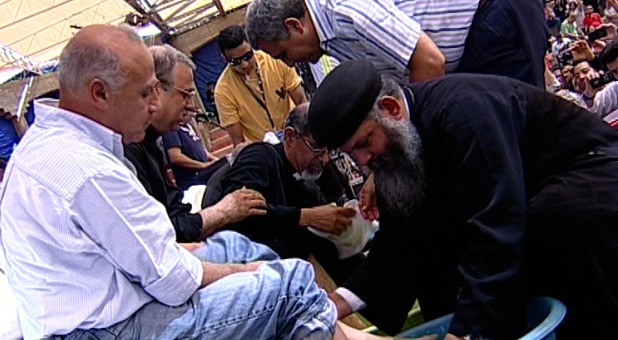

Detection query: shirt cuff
(335, 287), (366, 312)
(143, 246), (203, 306)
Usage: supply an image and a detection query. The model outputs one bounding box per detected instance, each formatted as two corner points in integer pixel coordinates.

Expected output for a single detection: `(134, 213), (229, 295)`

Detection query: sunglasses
(228, 50), (254, 66)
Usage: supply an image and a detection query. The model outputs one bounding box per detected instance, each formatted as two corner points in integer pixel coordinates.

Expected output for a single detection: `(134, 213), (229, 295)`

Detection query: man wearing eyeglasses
(206, 103), (363, 284)
(214, 25), (307, 147)
(125, 45), (266, 243)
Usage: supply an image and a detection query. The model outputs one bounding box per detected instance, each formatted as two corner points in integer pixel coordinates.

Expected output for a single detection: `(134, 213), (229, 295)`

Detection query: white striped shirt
(0, 100), (203, 339)
(589, 81), (618, 120)
(305, 0), (479, 83)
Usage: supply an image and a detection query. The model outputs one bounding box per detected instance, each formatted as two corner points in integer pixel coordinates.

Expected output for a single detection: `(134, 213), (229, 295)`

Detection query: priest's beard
(369, 118), (426, 219)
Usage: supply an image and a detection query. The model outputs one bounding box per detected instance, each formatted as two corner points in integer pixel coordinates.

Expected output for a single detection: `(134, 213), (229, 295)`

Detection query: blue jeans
(59, 231), (336, 339)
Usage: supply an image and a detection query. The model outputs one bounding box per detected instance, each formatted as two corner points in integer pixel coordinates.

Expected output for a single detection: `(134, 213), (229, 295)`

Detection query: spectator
(0, 24), (365, 340)
(163, 110), (221, 190)
(245, 0), (548, 86)
(124, 44), (266, 242)
(214, 25), (307, 146)
(562, 12), (581, 38)
(604, 0), (618, 25)
(206, 103), (364, 284)
(309, 60), (618, 338)
(583, 4), (603, 33)
(0, 109), (27, 160)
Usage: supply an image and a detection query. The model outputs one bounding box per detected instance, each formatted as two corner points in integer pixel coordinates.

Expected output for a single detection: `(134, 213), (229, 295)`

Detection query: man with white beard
(205, 103), (364, 284)
(308, 60), (618, 339)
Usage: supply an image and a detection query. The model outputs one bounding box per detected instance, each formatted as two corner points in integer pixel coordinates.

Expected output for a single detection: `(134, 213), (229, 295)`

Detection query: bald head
(57, 25), (160, 143)
(58, 25), (144, 96)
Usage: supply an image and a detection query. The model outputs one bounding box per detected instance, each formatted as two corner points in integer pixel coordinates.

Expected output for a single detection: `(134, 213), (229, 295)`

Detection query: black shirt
(124, 127), (202, 242)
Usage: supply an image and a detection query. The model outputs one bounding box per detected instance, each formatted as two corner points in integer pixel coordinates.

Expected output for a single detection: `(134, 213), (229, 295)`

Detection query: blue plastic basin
(396, 296), (566, 340)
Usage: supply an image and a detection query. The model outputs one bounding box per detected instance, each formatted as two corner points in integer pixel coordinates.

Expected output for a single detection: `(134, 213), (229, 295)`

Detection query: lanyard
(242, 65), (275, 128)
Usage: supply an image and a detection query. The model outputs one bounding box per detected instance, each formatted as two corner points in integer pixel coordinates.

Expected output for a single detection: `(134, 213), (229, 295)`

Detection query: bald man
(0, 25), (374, 340)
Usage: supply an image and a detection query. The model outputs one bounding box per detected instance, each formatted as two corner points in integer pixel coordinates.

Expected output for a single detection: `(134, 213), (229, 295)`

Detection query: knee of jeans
(268, 259), (317, 293)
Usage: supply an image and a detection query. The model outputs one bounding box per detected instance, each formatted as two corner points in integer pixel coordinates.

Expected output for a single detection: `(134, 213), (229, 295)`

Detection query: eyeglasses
(173, 86), (196, 101)
(227, 50), (254, 66)
(295, 132), (328, 156)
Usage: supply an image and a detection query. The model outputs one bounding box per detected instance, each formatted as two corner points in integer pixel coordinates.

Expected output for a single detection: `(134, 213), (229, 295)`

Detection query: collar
(34, 99), (125, 160)
(401, 86), (415, 120)
(304, 0), (337, 52)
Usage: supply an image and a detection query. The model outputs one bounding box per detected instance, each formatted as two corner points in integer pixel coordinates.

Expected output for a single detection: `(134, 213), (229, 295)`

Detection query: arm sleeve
(162, 130), (182, 150)
(220, 144), (301, 230)
(71, 169), (203, 306)
(334, 0), (421, 72)
(590, 82), (618, 118)
(124, 143), (203, 242)
(281, 61), (302, 92)
(439, 98), (527, 337)
(214, 84), (241, 127)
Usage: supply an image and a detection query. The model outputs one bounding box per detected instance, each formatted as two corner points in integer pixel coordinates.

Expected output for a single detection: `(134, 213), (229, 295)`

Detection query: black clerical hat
(308, 60), (381, 149)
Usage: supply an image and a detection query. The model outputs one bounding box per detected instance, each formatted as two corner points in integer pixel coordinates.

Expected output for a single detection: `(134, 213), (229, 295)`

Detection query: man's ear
(89, 79), (110, 111)
(284, 18), (304, 34)
(282, 126), (297, 146)
(377, 96), (404, 120)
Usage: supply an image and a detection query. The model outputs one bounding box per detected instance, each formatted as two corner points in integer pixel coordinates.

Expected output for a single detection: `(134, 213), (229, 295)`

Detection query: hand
(241, 261), (266, 271)
(359, 173), (379, 220)
(302, 205), (355, 235)
(179, 242), (204, 252)
(599, 23), (617, 41)
(568, 40), (594, 62)
(328, 292), (353, 319)
(444, 334), (464, 340)
(582, 70), (602, 99)
(216, 188), (267, 224)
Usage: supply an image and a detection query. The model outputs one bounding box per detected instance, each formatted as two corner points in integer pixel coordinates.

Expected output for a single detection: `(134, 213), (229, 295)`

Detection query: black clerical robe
(344, 74), (618, 338)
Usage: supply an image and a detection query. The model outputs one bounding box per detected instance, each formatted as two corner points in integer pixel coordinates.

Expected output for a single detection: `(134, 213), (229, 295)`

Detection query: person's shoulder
(257, 51), (294, 73)
(11, 130), (133, 200)
(234, 142), (281, 164)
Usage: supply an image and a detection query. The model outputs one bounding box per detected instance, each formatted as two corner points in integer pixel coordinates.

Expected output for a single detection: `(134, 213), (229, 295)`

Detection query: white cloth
(308, 200), (377, 259)
(0, 100), (203, 339)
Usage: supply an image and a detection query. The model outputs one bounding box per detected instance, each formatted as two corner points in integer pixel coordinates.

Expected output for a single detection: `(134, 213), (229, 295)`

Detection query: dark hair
(600, 40), (618, 66)
(217, 25), (247, 54)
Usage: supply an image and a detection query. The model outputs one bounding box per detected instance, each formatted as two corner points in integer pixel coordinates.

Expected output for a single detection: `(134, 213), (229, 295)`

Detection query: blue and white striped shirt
(305, 0), (479, 83)
(0, 100), (203, 339)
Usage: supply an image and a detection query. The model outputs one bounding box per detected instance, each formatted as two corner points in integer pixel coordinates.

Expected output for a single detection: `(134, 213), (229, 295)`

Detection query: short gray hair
(245, 0), (306, 48)
(149, 44), (196, 90)
(58, 25), (142, 94)
(368, 76), (404, 119)
(285, 102), (311, 135)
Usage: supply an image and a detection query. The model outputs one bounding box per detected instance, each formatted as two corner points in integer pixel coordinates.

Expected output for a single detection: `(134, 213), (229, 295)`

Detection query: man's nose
(351, 151), (371, 166)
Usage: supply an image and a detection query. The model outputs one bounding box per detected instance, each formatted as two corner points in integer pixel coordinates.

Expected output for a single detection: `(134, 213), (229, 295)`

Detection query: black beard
(369, 118), (426, 219)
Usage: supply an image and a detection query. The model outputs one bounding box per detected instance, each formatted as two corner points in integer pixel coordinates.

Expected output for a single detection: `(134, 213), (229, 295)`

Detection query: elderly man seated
(204, 103), (364, 284)
(0, 25), (383, 340)
(124, 44), (266, 242)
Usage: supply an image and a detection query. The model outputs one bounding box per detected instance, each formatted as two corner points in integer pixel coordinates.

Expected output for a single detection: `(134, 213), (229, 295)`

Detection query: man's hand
(300, 205), (355, 235)
(328, 292), (353, 319)
(216, 188), (267, 224)
(568, 40), (594, 62)
(179, 242), (204, 252)
(200, 261), (266, 287)
(359, 173), (379, 220)
(599, 23), (617, 41)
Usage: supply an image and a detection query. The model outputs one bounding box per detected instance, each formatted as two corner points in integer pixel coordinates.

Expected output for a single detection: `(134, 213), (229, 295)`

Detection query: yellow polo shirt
(214, 51), (302, 142)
